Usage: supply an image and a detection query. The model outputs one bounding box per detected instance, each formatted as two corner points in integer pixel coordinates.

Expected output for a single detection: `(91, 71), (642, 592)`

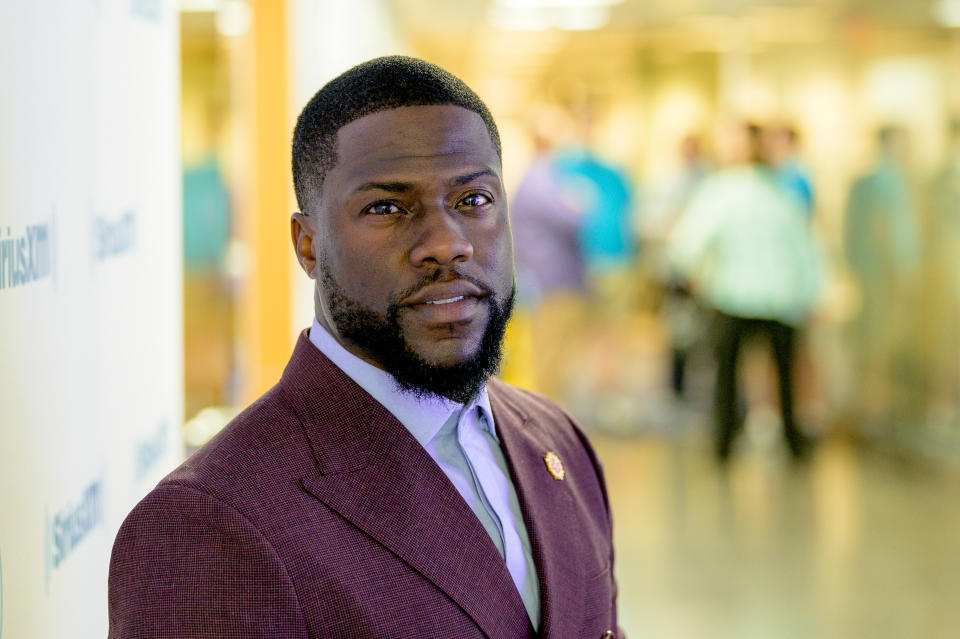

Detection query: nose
(408, 206), (474, 267)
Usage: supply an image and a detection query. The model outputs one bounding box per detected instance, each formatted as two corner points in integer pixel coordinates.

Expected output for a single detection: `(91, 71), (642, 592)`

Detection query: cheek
(482, 227), (515, 284)
(329, 245), (404, 309)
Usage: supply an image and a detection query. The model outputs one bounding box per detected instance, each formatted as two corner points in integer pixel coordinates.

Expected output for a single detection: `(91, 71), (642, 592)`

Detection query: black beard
(319, 262), (515, 404)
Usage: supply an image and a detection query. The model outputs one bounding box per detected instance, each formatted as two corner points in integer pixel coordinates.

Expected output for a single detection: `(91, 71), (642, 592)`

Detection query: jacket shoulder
(109, 480), (307, 638)
(158, 382), (315, 506)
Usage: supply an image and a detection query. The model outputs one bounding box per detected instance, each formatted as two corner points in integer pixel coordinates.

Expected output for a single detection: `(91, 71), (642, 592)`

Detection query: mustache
(393, 268), (495, 305)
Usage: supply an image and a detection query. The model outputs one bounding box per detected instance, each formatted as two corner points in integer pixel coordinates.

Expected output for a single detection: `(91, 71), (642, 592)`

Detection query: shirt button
(601, 631), (616, 639)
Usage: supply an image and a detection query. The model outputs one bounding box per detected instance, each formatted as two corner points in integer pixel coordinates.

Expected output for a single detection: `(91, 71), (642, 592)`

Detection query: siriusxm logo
(45, 479), (105, 591)
(0, 223), (53, 291)
(93, 210), (136, 262)
(135, 420), (169, 481)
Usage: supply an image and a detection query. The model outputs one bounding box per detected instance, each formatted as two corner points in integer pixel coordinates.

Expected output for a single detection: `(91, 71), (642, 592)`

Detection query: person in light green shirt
(669, 121), (825, 461)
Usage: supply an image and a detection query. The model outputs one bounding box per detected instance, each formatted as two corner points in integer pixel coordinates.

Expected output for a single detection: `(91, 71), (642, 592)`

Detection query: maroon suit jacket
(108, 332), (618, 638)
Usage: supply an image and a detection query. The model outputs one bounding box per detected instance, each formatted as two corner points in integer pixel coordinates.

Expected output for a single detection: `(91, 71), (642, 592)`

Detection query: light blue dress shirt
(309, 319), (540, 628)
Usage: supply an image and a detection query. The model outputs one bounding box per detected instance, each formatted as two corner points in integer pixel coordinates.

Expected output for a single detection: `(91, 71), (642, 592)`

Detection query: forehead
(325, 105), (500, 194)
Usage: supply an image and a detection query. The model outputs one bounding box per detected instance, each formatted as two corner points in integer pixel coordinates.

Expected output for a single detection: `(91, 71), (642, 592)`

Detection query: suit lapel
(489, 381), (586, 639)
(283, 334), (531, 639)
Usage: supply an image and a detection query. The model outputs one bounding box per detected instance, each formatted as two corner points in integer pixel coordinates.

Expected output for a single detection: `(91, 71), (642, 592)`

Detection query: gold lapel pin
(543, 451), (565, 480)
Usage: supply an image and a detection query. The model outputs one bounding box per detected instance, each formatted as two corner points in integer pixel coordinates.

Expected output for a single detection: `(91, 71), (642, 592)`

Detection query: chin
(413, 339), (483, 368)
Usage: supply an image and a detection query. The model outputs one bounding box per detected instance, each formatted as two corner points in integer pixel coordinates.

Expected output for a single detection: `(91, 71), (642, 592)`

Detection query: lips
(400, 279), (489, 325)
(400, 280), (487, 307)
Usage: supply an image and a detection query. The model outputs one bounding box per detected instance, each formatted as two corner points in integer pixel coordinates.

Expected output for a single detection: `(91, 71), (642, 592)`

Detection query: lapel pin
(543, 451), (565, 480)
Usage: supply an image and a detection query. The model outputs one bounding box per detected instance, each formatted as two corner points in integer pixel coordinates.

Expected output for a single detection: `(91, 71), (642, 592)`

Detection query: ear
(291, 212), (318, 277)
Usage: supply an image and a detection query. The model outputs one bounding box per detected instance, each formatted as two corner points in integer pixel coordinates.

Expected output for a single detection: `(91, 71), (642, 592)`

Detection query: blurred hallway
(593, 434), (960, 638)
(532, 302), (960, 637)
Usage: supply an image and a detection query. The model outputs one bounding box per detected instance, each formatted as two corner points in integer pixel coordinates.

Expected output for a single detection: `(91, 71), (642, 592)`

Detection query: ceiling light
(496, 0), (623, 6)
(215, 0), (251, 37)
(490, 3), (615, 31)
(179, 0), (223, 12)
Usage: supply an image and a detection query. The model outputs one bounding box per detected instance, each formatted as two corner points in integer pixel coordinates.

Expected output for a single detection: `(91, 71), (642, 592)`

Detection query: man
(669, 121), (823, 461)
(511, 106), (588, 399)
(108, 56), (619, 639)
(762, 124), (814, 218)
(844, 125), (920, 421)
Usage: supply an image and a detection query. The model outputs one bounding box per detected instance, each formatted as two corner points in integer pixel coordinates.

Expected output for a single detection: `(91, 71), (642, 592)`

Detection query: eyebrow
(448, 168), (497, 186)
(355, 180), (414, 194)
(353, 169), (497, 194)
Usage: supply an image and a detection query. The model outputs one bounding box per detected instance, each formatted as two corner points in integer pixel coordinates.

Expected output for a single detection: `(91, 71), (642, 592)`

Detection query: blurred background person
(509, 105), (589, 400)
(763, 123), (815, 219)
(843, 125), (920, 423)
(553, 100), (636, 316)
(644, 134), (711, 242)
(669, 121), (825, 461)
(762, 121), (822, 429)
(644, 134), (711, 401)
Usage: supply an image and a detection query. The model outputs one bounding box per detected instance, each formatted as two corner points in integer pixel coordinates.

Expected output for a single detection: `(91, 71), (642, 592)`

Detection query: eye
(363, 201), (405, 216)
(457, 192), (492, 209)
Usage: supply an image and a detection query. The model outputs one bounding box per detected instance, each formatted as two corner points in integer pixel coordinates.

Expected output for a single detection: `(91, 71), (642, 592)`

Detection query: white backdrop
(288, 0), (408, 336)
(0, 1), (183, 637)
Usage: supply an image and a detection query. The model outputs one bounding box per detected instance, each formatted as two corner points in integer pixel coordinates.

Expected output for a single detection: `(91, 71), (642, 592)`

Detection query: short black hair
(292, 55), (502, 213)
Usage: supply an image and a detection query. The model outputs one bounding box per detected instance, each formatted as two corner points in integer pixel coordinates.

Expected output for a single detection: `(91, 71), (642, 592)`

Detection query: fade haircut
(292, 56), (502, 214)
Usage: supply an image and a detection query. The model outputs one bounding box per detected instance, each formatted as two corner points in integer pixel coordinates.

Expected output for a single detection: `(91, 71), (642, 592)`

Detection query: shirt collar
(308, 318), (495, 446)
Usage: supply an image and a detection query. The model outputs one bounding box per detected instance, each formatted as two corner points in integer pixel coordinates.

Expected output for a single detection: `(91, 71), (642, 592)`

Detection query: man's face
(292, 105), (515, 401)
